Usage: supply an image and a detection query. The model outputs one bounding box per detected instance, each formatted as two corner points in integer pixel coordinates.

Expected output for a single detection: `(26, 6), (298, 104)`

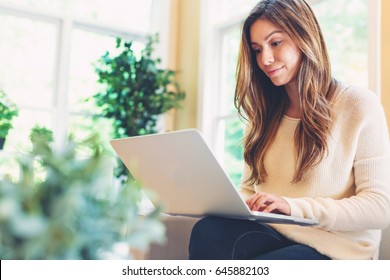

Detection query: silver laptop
(110, 129), (318, 226)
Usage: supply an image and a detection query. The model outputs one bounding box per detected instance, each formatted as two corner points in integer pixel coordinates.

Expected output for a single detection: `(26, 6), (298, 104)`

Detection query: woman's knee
(189, 217), (234, 259)
(192, 216), (226, 233)
(190, 217), (228, 246)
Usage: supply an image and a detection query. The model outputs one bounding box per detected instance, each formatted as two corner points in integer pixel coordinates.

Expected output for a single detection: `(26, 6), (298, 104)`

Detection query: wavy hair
(235, 0), (339, 184)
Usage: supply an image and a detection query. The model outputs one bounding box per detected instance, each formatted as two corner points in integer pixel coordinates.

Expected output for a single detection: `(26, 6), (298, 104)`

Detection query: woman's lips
(268, 66), (284, 77)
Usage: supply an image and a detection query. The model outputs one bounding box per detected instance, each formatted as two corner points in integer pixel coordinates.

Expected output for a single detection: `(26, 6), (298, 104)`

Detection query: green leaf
(89, 34), (186, 179)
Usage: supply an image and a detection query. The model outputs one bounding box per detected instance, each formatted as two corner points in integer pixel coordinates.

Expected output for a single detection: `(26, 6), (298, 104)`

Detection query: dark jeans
(189, 216), (330, 260)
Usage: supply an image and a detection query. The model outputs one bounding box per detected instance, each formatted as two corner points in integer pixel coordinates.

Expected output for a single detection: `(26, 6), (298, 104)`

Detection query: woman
(189, 0), (390, 260)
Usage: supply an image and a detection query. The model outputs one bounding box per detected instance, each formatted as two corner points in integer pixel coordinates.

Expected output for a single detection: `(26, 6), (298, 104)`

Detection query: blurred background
(0, 0), (387, 187)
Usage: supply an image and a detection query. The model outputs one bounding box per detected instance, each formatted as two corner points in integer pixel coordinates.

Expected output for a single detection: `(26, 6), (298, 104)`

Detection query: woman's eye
(253, 48), (262, 54)
(272, 41), (281, 47)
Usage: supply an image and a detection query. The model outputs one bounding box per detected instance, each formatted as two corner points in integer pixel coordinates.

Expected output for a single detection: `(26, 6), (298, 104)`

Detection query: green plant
(90, 35), (185, 178)
(92, 35), (185, 138)
(0, 134), (165, 259)
(30, 125), (54, 145)
(0, 90), (18, 140)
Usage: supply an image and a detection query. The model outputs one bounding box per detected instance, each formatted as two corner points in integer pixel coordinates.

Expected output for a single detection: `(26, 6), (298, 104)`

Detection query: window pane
(0, 13), (56, 109)
(68, 30), (117, 114)
(313, 0), (368, 88)
(71, 0), (152, 32)
(207, 0), (258, 25)
(68, 29), (145, 114)
(218, 118), (245, 187)
(219, 27), (241, 116)
(7, 0), (152, 33)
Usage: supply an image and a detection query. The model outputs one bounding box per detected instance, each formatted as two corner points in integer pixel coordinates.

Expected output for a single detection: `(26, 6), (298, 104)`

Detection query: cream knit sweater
(239, 85), (390, 259)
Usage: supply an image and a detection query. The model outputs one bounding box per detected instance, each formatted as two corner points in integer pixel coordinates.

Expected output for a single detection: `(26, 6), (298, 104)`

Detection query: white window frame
(0, 0), (172, 148)
(198, 0), (382, 159)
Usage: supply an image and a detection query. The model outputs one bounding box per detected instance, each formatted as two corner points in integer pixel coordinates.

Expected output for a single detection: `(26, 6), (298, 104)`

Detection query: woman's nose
(262, 49), (274, 65)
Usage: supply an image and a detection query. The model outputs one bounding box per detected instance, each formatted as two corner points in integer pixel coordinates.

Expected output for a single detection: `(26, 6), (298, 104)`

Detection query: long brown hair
(235, 0), (339, 184)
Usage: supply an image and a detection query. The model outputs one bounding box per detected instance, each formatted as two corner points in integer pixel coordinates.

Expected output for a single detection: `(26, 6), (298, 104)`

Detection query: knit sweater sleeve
(284, 91), (390, 231)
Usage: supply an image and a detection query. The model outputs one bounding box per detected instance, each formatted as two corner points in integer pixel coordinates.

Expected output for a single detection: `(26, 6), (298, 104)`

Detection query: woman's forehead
(249, 19), (284, 43)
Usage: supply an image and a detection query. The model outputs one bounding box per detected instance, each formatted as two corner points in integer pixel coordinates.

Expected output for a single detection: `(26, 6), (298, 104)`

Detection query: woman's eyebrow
(251, 30), (283, 46)
(265, 30), (283, 40)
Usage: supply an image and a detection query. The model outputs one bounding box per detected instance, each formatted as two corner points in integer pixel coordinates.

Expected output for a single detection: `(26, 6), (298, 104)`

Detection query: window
(313, 0), (369, 89)
(1, 0), (152, 33)
(198, 0), (258, 187)
(199, 0), (380, 187)
(0, 0), (170, 155)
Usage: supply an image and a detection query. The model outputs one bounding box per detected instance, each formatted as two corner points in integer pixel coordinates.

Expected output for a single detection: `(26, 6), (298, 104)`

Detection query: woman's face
(250, 18), (302, 88)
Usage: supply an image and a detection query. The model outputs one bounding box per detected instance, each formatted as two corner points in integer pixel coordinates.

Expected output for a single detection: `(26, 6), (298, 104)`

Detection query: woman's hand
(246, 192), (291, 215)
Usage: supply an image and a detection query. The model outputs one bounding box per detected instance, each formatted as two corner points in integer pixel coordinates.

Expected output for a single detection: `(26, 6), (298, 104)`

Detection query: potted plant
(29, 125), (54, 151)
(0, 132), (165, 259)
(90, 35), (185, 178)
(0, 90), (18, 149)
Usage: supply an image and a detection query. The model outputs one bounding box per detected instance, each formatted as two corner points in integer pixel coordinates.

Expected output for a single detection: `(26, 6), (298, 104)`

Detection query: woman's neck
(284, 82), (301, 119)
